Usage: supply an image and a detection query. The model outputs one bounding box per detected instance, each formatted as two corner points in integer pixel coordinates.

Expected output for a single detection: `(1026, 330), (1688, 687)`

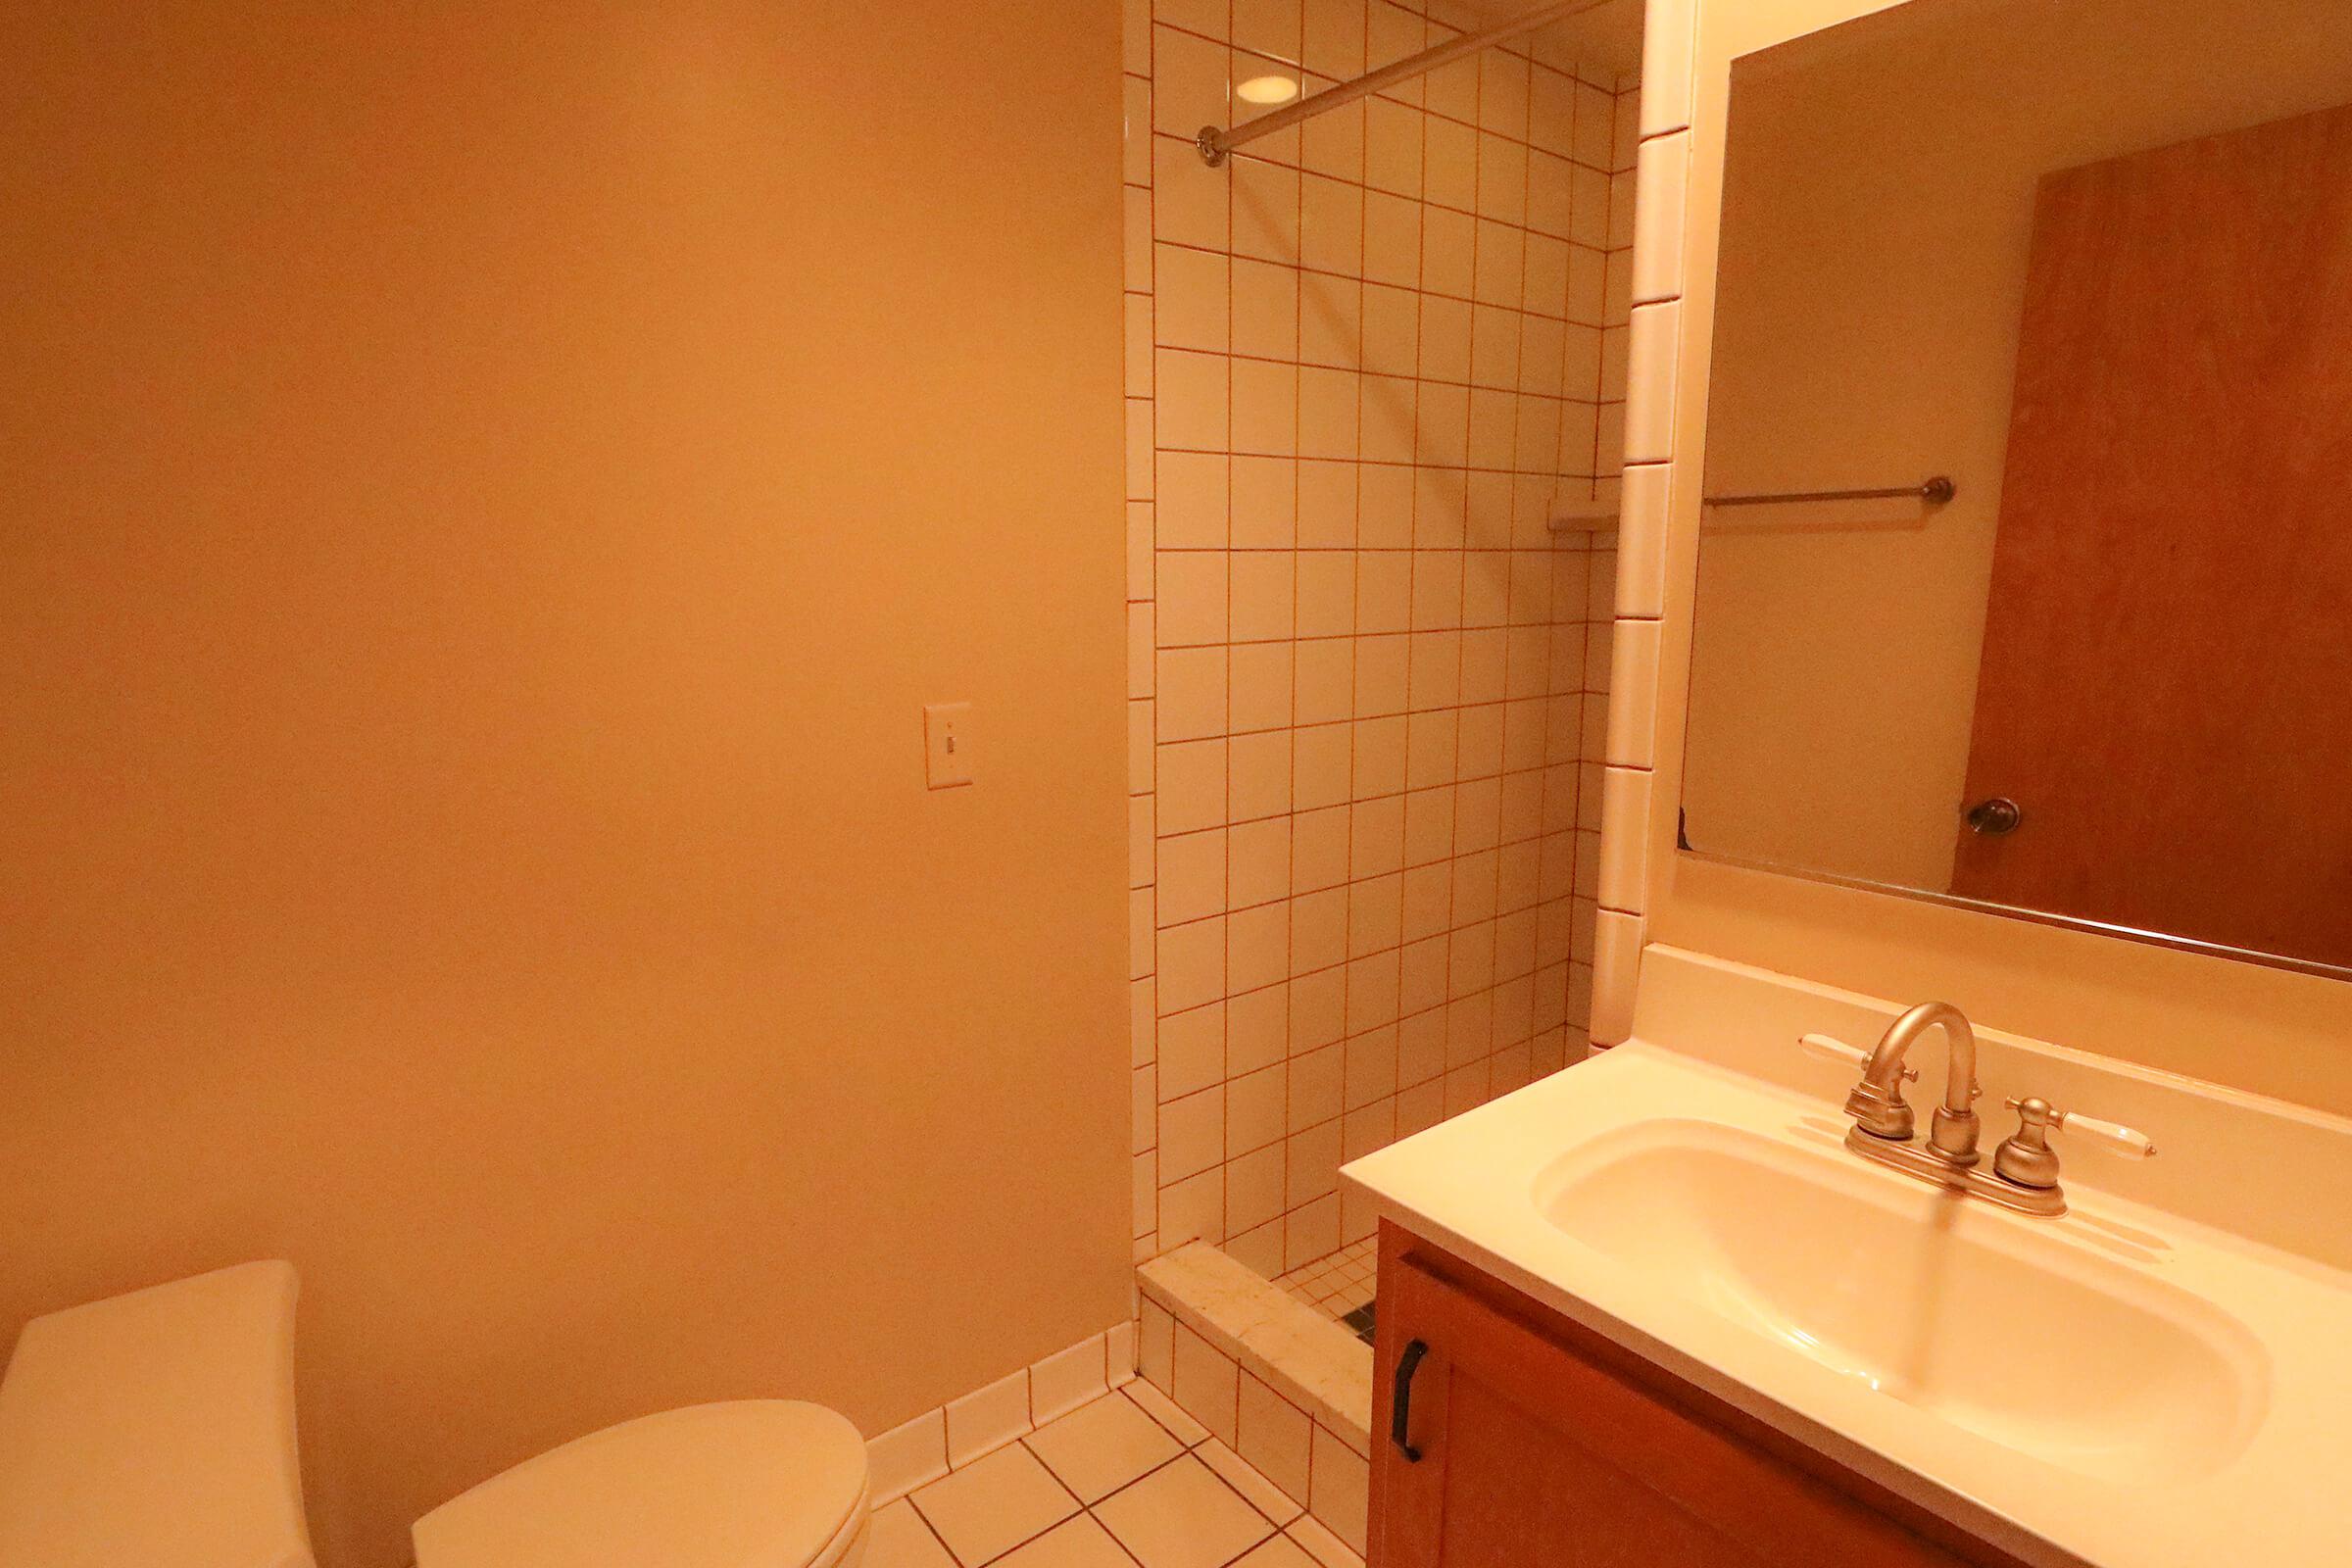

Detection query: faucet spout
(1846, 1002), (1982, 1164)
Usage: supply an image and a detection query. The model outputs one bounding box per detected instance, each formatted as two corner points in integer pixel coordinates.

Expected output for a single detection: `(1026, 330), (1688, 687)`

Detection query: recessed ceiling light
(1236, 74), (1300, 106)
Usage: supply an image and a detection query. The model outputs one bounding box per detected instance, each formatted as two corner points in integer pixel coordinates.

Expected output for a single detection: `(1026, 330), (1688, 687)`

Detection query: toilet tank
(0, 1261), (316, 1568)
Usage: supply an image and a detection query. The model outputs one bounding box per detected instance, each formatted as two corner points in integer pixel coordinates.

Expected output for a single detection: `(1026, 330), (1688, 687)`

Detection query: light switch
(923, 703), (974, 789)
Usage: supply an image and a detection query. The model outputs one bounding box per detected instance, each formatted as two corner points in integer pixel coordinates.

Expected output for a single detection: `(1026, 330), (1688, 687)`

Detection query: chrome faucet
(1798, 1001), (2157, 1218)
(1846, 1001), (1982, 1165)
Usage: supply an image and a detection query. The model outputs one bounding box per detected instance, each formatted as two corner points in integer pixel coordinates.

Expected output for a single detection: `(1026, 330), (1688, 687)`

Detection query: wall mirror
(1682, 0), (2352, 979)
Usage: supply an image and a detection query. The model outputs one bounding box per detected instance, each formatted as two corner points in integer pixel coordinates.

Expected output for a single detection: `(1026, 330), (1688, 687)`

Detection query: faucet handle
(2002, 1098), (2157, 1158)
(1798, 1033), (1917, 1081)
(2055, 1110), (2157, 1159)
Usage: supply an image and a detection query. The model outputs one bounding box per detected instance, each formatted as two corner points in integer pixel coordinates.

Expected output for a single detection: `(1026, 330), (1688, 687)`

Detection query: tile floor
(1271, 1240), (1377, 1325)
(870, 1381), (1361, 1568)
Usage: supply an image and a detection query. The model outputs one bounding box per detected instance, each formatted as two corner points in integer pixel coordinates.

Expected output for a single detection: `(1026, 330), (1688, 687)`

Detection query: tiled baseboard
(866, 1321), (1139, 1504)
(1136, 1245), (1374, 1558)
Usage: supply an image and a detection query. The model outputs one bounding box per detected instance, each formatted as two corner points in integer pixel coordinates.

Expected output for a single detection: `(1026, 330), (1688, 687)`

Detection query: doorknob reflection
(1966, 798), (2025, 836)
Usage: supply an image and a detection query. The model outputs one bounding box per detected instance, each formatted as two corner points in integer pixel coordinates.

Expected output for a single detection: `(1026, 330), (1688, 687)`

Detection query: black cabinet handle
(1391, 1339), (1429, 1462)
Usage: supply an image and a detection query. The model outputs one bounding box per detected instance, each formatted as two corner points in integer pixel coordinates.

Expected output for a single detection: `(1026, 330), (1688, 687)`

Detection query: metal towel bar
(1704, 476), (1956, 509)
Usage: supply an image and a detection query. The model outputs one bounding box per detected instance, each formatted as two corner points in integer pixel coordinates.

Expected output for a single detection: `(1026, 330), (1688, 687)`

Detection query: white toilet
(0, 1262), (870, 1568)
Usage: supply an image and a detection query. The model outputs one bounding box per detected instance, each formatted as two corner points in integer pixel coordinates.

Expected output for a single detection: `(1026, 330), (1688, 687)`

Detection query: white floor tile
(1284, 1515), (1364, 1568)
(1122, 1379), (1210, 1446)
(993, 1514), (1137, 1568)
(1196, 1439), (1303, 1526)
(866, 1500), (958, 1568)
(1093, 1454), (1275, 1568)
(911, 1443), (1080, 1568)
(1026, 1393), (1184, 1503)
(1234, 1536), (1321, 1568)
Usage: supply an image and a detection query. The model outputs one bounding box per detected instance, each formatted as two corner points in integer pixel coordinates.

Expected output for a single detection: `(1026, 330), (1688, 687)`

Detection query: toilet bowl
(412, 1401), (869, 1568)
(0, 1262), (869, 1568)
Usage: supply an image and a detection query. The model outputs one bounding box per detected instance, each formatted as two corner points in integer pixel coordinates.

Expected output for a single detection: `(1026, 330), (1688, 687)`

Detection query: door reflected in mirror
(1684, 0), (2352, 976)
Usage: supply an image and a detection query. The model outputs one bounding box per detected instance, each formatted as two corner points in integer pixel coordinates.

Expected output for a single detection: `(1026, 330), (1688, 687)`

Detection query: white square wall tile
(1159, 1166), (1225, 1249)
(1031, 1333), (1112, 1424)
(1156, 243), (1231, 353)
(867, 1408), (949, 1504)
(1159, 0), (1227, 40)
(1129, 605), (1156, 700)
(1307, 1422), (1369, 1553)
(1158, 451), (1230, 549)
(1130, 889), (1155, 983)
(1157, 647), (1229, 743)
(1141, 1298), (1176, 1393)
(1127, 397), (1154, 502)
(1124, 188), (1153, 293)
(1639, 0), (1696, 139)
(1130, 797), (1157, 891)
(1622, 301), (1680, 465)
(1591, 907), (1645, 1046)
(1595, 766), (1651, 914)
(1158, 739), (1229, 835)
(1156, 348), (1231, 451)
(946, 1366), (1031, 1467)
(1604, 618), (1661, 768)
(1123, 74), (1152, 182)
(1157, 552), (1230, 647)
(1159, 917), (1227, 1013)
(1152, 23), (1231, 132)
(1614, 463), (1670, 619)
(1172, 1323), (1242, 1446)
(1236, 1372), (1314, 1504)
(1631, 132), (1689, 306)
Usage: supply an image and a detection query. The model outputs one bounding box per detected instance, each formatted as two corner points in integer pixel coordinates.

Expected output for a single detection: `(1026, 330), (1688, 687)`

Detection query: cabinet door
(1372, 1246), (1974, 1568)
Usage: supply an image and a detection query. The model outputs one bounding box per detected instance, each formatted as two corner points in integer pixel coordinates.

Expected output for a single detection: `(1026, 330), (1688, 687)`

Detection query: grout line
(905, 1496), (963, 1566)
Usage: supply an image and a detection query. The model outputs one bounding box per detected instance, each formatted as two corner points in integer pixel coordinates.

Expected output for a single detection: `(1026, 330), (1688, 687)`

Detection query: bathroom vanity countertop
(1342, 1036), (2352, 1568)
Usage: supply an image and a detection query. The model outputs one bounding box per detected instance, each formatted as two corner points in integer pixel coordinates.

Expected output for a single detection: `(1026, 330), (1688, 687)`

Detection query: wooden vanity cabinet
(1369, 1223), (2030, 1568)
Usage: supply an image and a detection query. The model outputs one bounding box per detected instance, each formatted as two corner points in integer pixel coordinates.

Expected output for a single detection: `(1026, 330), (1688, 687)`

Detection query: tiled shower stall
(1123, 0), (1640, 1284)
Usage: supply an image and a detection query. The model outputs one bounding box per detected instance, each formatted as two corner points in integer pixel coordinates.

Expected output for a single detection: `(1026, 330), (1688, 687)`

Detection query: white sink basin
(1340, 962), (2352, 1568)
(1534, 1118), (2266, 1484)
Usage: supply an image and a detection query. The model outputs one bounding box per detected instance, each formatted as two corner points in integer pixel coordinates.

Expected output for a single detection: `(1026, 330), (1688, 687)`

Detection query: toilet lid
(412, 1401), (867, 1568)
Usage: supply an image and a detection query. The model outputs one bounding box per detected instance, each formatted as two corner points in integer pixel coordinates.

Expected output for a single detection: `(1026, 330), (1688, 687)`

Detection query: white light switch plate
(924, 703), (974, 789)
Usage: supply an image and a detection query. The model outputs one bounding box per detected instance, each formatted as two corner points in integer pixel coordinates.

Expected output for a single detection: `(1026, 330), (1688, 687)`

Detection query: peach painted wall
(1617, 0), (2352, 1110)
(0, 4), (1128, 1564)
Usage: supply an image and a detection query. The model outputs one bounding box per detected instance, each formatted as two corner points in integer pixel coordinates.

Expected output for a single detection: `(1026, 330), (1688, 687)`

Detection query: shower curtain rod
(1195, 0), (1619, 167)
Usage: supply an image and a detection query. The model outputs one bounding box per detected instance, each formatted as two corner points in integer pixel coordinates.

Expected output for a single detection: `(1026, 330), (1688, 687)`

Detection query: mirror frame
(1678, 843), (2352, 985)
